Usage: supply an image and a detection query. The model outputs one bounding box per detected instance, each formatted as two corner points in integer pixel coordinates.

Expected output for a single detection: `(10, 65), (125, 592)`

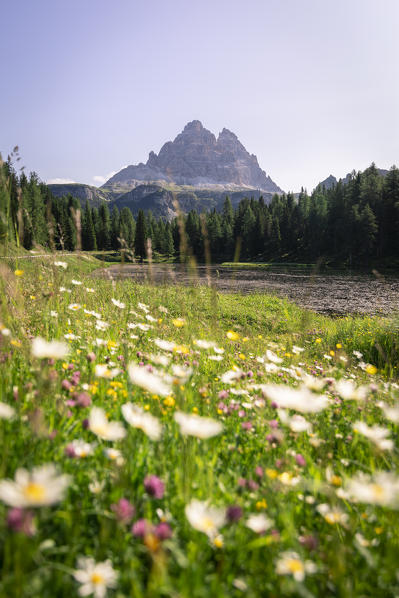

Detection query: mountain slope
(48, 183), (115, 206)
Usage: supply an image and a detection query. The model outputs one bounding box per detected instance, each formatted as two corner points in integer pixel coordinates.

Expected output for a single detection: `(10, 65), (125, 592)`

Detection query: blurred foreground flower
(7, 507), (36, 536)
(246, 513), (273, 534)
(185, 499), (225, 539)
(378, 401), (399, 424)
(335, 379), (368, 401)
(276, 551), (317, 581)
(144, 475), (165, 499)
(31, 337), (69, 360)
(111, 298), (125, 309)
(111, 498), (135, 524)
(0, 402), (15, 420)
(174, 412), (223, 439)
(260, 384), (329, 413)
(122, 403), (162, 440)
(73, 557), (118, 598)
(89, 407), (126, 441)
(0, 464), (70, 508)
(353, 421), (394, 451)
(128, 364), (172, 397)
(342, 471), (399, 507)
(95, 365), (121, 379)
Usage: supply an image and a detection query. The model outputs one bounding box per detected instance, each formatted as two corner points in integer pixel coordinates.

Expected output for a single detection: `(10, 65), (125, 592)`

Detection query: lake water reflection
(97, 263), (399, 316)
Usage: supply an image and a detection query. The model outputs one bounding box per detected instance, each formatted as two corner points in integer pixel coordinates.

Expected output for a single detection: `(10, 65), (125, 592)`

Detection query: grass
(0, 254), (398, 597)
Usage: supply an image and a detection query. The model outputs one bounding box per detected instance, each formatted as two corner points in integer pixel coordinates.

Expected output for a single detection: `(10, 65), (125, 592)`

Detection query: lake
(96, 263), (399, 316)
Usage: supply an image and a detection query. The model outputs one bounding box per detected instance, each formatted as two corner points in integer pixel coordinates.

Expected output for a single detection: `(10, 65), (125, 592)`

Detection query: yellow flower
(242, 337), (249, 342)
(266, 469), (278, 479)
(14, 269), (24, 277)
(365, 364), (377, 375)
(173, 344), (189, 355)
(256, 499), (267, 510)
(329, 350), (335, 357)
(192, 407), (199, 414)
(172, 318), (185, 328)
(239, 353), (246, 360)
(227, 330), (240, 341)
(336, 343), (342, 349)
(315, 338), (322, 344)
(331, 475), (342, 486)
(10, 340), (22, 348)
(213, 536), (224, 548)
(163, 396), (175, 407)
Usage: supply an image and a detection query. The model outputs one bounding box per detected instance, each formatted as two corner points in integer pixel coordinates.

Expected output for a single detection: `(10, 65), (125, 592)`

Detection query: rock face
(103, 120), (282, 193)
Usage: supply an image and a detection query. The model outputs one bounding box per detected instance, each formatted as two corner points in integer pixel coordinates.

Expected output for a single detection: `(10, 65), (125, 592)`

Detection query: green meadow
(0, 254), (399, 597)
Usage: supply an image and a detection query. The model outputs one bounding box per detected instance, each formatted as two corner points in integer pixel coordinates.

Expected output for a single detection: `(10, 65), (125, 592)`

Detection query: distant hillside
(48, 183), (115, 206)
(113, 183), (274, 219)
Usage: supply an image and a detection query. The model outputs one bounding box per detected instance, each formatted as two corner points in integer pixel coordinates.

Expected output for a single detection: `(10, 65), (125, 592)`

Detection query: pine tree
(164, 222), (174, 257)
(110, 205), (120, 250)
(135, 209), (147, 260)
(82, 202), (97, 250)
(359, 203), (378, 261)
(29, 172), (48, 246)
(97, 203), (111, 250)
(119, 207), (135, 249)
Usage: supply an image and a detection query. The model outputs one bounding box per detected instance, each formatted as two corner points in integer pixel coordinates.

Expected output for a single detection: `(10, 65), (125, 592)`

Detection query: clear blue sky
(1, 0), (398, 191)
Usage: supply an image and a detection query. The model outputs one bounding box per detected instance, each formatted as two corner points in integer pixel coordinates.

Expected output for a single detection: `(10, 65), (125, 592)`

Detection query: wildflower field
(1, 254), (399, 598)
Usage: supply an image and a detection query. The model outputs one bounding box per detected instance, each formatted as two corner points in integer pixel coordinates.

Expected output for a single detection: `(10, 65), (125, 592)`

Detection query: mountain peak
(182, 120), (204, 133)
(218, 127), (238, 140)
(104, 122), (283, 192)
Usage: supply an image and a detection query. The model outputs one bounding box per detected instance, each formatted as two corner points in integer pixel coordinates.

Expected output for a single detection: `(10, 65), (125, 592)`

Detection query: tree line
(1, 153), (398, 265)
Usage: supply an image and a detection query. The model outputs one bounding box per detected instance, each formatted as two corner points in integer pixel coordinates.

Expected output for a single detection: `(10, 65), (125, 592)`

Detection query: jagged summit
(103, 121), (282, 193)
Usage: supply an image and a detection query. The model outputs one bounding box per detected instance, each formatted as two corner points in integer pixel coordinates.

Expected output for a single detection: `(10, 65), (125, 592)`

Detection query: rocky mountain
(103, 120), (282, 193)
(49, 121), (282, 219)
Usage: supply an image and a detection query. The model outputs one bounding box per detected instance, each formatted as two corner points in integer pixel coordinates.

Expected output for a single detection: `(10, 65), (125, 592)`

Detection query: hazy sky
(1, 0), (398, 192)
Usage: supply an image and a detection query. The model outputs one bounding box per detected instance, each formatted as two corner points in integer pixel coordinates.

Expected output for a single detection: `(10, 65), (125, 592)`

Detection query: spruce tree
(110, 206), (120, 250)
(135, 209), (147, 260)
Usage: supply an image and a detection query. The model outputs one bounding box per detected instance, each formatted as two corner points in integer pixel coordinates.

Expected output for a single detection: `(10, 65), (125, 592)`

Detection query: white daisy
(128, 364), (172, 397)
(0, 464), (70, 508)
(121, 403), (162, 441)
(88, 407), (126, 442)
(174, 412), (223, 439)
(185, 499), (225, 539)
(73, 557), (118, 598)
(31, 337), (69, 360)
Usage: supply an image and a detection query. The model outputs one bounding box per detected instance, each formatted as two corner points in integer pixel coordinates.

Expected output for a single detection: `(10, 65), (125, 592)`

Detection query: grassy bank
(0, 255), (398, 597)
